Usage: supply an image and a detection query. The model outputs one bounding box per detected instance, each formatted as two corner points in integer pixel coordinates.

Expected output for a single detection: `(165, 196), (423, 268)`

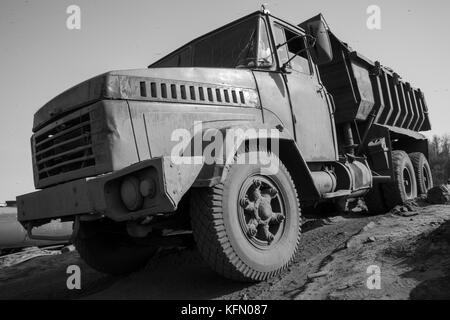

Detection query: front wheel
(190, 150), (301, 282)
(74, 220), (157, 275)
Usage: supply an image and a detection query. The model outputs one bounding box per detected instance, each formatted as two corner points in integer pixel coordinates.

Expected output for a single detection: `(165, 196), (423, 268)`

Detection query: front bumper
(17, 157), (203, 226)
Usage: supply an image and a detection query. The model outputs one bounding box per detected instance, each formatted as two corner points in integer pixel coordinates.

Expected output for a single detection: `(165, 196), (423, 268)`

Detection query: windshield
(152, 16), (266, 69)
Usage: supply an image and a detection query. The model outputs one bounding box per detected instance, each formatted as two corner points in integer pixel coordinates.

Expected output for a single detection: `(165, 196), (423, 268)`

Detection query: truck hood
(33, 68), (257, 132)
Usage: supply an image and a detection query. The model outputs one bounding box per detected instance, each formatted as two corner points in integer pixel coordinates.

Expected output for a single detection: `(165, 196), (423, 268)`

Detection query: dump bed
(316, 28), (431, 132)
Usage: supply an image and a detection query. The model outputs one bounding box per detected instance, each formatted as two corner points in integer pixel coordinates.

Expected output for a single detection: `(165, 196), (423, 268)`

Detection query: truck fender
(87, 156), (204, 221)
(190, 124), (321, 202)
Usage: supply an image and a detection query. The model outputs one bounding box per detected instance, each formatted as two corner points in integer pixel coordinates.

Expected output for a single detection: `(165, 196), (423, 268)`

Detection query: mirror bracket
(280, 64), (292, 74)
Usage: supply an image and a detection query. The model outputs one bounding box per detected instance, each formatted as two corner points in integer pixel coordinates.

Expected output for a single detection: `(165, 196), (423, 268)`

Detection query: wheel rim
(237, 174), (286, 250)
(403, 168), (413, 197)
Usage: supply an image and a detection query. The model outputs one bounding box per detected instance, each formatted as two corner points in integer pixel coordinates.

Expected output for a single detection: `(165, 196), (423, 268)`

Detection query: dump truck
(16, 9), (433, 281)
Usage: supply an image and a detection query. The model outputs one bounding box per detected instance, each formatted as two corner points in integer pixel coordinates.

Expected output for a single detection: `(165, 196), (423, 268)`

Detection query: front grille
(34, 108), (95, 181)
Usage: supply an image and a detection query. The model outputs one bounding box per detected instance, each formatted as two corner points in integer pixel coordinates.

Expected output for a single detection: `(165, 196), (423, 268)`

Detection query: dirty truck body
(17, 11), (432, 280)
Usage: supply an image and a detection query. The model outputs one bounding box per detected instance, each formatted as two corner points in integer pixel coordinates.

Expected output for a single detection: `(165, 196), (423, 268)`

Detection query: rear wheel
(409, 152), (433, 195)
(74, 220), (157, 275)
(190, 149), (301, 282)
(382, 150), (418, 209)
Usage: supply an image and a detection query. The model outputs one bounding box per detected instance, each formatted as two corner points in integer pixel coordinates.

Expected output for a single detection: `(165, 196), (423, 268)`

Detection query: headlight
(120, 176), (143, 211)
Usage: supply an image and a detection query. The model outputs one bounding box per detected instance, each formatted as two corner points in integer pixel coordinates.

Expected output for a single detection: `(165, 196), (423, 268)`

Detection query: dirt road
(0, 203), (449, 300)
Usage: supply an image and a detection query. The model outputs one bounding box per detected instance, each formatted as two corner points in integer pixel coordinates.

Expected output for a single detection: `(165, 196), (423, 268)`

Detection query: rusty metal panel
(317, 35), (374, 124)
(127, 100), (260, 162)
(33, 107), (95, 187)
(414, 90), (426, 131)
(31, 67), (261, 188)
(396, 82), (409, 128)
(87, 157), (203, 222)
(371, 73), (385, 124)
(287, 72), (338, 161)
(418, 90), (431, 131)
(34, 100), (138, 189)
(377, 71), (394, 125)
(118, 74), (259, 108)
(315, 29), (431, 133)
(408, 85), (420, 130)
(18, 156), (203, 224)
(17, 179), (92, 223)
(351, 61), (376, 121)
(316, 37), (357, 123)
(32, 68), (259, 133)
(33, 73), (121, 132)
(251, 71), (294, 135)
(126, 102), (151, 162)
(402, 83), (414, 129)
(386, 74), (401, 126)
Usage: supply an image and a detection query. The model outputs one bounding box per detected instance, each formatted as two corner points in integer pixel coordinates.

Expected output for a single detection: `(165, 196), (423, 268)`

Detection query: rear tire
(190, 150), (301, 282)
(382, 150), (418, 209)
(74, 220), (157, 275)
(409, 152), (433, 195)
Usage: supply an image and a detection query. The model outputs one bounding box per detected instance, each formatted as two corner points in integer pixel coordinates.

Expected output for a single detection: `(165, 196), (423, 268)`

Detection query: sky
(0, 0), (449, 200)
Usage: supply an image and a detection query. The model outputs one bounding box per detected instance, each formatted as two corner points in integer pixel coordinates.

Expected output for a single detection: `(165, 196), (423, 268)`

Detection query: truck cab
(151, 12), (338, 163)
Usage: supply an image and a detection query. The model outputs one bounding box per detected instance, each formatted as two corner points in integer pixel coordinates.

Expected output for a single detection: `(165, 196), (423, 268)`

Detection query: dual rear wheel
(365, 150), (433, 214)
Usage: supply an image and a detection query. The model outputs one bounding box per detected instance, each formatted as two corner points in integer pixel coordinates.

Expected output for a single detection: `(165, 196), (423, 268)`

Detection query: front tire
(74, 220), (157, 275)
(190, 150), (301, 282)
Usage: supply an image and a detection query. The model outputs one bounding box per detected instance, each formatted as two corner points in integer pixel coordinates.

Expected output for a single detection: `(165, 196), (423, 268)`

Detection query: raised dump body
(317, 30), (431, 132)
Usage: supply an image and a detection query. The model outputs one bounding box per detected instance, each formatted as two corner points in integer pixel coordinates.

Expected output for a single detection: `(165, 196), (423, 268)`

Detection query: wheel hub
(238, 177), (285, 246)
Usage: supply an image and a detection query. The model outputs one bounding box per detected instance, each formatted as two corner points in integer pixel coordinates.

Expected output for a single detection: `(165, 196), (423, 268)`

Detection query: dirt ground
(0, 203), (449, 300)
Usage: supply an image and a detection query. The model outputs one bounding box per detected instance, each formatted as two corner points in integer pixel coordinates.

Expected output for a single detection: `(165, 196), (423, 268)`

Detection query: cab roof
(148, 10), (307, 68)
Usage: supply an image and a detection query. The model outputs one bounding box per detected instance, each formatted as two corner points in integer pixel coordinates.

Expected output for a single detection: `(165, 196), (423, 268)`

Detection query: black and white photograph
(0, 0), (449, 306)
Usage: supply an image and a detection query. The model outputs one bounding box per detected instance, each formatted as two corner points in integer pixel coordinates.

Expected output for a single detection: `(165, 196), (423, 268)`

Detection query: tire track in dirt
(84, 214), (377, 300)
(0, 214), (378, 300)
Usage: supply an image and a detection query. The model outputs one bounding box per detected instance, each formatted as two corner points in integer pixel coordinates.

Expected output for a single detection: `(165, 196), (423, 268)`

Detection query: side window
(273, 24), (312, 74)
(273, 24), (289, 66)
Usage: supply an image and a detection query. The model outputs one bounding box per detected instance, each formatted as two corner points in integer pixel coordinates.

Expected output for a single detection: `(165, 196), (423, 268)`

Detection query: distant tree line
(429, 134), (450, 185)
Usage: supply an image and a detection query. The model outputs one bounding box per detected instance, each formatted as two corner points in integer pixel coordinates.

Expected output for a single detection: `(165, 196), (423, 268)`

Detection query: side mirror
(299, 14), (333, 65)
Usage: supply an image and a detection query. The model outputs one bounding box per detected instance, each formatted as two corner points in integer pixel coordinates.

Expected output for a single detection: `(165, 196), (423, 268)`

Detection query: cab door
(271, 20), (337, 162)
